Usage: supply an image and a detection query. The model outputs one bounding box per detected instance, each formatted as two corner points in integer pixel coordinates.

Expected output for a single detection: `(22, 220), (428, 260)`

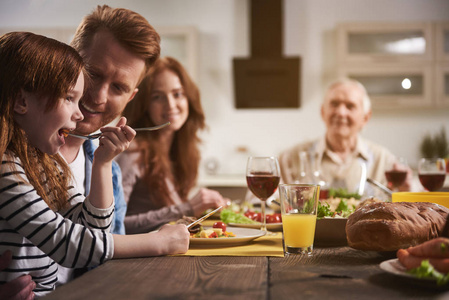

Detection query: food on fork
(60, 128), (70, 137)
(176, 216), (202, 233)
(346, 202), (449, 251)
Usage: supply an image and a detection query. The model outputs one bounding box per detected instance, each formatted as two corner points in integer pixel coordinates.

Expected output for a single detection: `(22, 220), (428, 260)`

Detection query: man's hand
(0, 250), (35, 300)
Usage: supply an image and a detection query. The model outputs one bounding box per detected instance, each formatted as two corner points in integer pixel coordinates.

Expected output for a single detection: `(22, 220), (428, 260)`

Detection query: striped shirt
(0, 153), (114, 298)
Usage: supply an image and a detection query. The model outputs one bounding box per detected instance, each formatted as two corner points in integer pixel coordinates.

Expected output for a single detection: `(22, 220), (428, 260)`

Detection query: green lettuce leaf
(317, 199), (355, 219)
(407, 260), (449, 286)
(220, 209), (258, 224)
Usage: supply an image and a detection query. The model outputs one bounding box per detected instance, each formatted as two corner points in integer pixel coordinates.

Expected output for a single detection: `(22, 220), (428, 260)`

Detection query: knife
(186, 206), (223, 229)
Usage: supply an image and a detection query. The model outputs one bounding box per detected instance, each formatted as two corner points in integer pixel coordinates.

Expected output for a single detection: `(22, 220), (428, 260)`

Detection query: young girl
(0, 32), (189, 298)
(116, 57), (228, 234)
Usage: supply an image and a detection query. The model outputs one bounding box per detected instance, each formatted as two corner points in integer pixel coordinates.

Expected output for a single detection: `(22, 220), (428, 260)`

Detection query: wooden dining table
(42, 244), (447, 300)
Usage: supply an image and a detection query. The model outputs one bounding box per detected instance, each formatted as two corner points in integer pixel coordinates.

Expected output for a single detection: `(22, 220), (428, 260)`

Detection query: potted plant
(420, 127), (449, 173)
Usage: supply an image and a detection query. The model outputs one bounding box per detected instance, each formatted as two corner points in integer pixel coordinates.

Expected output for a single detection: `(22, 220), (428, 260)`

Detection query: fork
(66, 121), (170, 140)
(366, 178), (393, 197)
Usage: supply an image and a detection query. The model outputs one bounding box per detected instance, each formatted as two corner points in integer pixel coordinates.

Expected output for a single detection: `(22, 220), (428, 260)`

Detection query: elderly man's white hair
(324, 78), (372, 113)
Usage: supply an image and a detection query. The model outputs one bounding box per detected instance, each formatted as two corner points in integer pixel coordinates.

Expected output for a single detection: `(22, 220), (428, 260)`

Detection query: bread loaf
(346, 202), (449, 251)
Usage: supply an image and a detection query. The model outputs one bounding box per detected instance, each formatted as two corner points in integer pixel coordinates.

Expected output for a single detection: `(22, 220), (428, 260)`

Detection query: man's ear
(127, 88), (139, 105)
(14, 90), (28, 115)
(363, 110), (372, 124)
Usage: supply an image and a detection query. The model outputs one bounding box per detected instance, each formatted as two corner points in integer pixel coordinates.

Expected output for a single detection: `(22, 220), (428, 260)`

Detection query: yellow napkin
(179, 220), (284, 257)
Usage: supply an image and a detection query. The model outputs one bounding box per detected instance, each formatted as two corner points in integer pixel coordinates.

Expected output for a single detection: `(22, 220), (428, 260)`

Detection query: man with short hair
(54, 5), (163, 286)
(60, 5), (161, 237)
(279, 78), (412, 195)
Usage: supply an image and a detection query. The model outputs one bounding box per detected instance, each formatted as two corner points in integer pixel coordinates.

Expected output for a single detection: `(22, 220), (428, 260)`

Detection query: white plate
(380, 259), (420, 279)
(228, 222), (282, 231)
(190, 227), (266, 246)
(380, 259), (448, 287)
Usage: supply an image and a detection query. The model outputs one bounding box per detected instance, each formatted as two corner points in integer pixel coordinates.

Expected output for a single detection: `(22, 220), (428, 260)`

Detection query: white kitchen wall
(0, 0), (448, 177)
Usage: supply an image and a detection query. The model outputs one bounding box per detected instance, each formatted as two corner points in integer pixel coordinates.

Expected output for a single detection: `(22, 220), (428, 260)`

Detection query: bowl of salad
(314, 189), (362, 246)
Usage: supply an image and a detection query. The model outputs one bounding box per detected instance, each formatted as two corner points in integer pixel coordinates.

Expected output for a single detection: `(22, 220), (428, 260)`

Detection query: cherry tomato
(244, 211), (257, 220)
(266, 214), (276, 223)
(274, 213), (282, 223)
(213, 221), (226, 232)
(244, 211), (253, 218)
(253, 212), (262, 222)
(264, 213), (282, 223)
(209, 232), (218, 238)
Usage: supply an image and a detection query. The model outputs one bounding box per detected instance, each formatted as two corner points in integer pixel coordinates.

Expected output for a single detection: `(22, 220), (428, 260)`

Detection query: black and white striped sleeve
(59, 186), (115, 232)
(0, 159), (114, 268)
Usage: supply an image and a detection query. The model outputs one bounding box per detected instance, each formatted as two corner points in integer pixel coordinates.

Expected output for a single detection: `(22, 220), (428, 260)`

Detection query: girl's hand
(112, 224), (190, 258)
(154, 224), (190, 254)
(189, 188), (229, 217)
(94, 117), (136, 163)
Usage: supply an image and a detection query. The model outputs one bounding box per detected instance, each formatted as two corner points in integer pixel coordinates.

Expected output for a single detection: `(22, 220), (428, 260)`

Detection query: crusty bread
(346, 202), (449, 251)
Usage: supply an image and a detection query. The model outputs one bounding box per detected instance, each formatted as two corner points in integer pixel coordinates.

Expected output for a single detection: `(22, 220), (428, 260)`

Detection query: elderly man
(279, 78), (411, 195)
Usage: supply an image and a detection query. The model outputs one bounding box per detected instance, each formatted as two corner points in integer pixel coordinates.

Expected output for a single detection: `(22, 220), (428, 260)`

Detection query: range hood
(233, 0), (301, 108)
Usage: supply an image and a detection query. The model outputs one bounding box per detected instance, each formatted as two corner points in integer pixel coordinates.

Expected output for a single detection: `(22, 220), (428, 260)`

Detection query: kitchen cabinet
(337, 22), (449, 109)
(435, 23), (449, 107)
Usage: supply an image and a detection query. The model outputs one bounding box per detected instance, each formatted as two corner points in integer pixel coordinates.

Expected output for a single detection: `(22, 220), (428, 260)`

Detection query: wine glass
(418, 158), (446, 191)
(246, 157), (281, 233)
(384, 157), (408, 191)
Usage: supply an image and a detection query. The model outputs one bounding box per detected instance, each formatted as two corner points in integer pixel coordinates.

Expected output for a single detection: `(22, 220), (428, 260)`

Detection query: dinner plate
(228, 222), (283, 231)
(380, 259), (449, 288)
(314, 217), (348, 246)
(190, 227), (266, 246)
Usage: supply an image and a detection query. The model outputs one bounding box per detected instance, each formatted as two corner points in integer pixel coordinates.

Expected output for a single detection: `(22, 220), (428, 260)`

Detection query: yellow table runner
(179, 220), (284, 257)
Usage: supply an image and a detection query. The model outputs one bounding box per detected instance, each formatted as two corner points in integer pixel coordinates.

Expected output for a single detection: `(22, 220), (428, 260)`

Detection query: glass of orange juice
(279, 183), (320, 256)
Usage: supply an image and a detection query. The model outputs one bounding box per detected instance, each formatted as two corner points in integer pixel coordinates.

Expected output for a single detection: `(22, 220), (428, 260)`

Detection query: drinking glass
(279, 184), (320, 256)
(384, 157), (408, 191)
(246, 157), (281, 233)
(418, 158), (446, 191)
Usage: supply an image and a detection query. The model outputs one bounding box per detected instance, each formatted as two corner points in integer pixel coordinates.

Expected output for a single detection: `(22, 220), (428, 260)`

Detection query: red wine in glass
(246, 172), (280, 201)
(418, 173), (446, 191)
(385, 170), (407, 188)
(418, 158), (446, 192)
(246, 157), (281, 233)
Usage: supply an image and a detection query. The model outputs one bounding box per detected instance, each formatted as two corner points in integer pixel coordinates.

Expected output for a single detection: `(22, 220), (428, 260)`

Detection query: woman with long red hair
(117, 56), (227, 234)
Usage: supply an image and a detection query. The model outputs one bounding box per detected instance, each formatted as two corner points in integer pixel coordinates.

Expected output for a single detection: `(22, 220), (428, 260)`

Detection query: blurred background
(1, 0), (448, 187)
